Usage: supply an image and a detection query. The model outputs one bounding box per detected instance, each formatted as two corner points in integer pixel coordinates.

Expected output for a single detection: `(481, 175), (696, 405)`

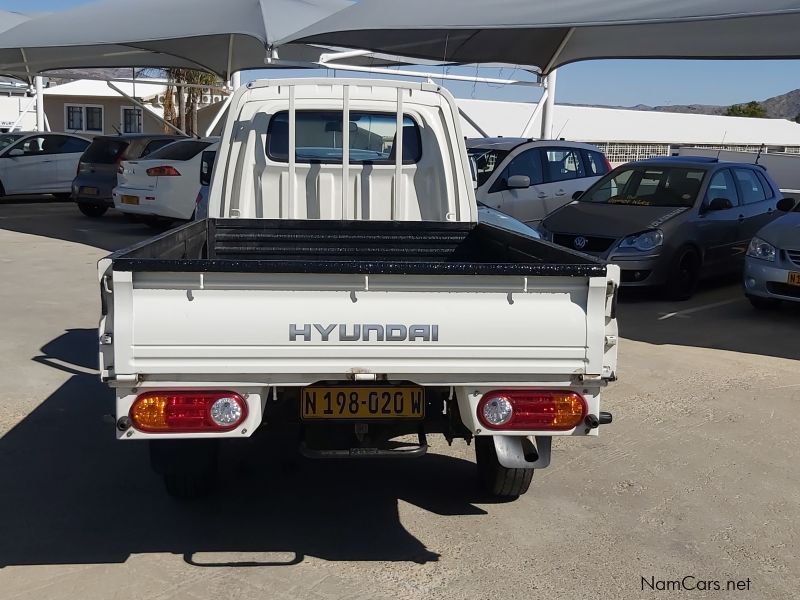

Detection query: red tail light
(129, 391), (247, 433)
(146, 166), (181, 177)
(477, 390), (587, 431)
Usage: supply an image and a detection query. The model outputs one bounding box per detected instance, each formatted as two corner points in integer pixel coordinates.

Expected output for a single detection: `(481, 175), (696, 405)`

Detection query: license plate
(81, 187), (98, 196)
(121, 195), (139, 205)
(788, 272), (800, 286)
(301, 386), (425, 420)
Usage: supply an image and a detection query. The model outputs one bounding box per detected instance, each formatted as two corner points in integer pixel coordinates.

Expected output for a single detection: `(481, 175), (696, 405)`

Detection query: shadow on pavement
(616, 278), (800, 361)
(0, 329), (491, 568)
(0, 201), (154, 252)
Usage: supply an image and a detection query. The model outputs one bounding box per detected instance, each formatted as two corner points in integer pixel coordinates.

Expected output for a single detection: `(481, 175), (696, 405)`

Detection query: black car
(72, 134), (185, 217)
(539, 157), (785, 300)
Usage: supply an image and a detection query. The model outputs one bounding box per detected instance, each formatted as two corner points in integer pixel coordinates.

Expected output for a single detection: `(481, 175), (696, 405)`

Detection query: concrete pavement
(1, 201), (798, 599)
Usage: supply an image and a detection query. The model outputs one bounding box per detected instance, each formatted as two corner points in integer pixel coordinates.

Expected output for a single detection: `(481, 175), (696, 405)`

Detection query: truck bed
(100, 218), (616, 387)
(110, 218), (606, 276)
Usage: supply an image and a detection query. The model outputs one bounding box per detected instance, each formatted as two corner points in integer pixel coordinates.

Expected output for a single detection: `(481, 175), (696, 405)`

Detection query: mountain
(576, 89), (800, 121)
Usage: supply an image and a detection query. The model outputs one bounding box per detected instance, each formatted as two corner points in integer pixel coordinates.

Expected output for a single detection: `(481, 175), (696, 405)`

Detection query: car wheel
(665, 247), (701, 301)
(78, 203), (108, 218)
(475, 436), (533, 499)
(747, 295), (781, 310)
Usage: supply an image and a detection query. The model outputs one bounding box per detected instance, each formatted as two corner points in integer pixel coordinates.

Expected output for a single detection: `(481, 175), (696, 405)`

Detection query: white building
(456, 98), (800, 164)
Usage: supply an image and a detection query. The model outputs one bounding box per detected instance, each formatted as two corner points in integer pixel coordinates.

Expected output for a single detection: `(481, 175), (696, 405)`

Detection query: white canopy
(0, 0), (353, 79)
(283, 0), (800, 73)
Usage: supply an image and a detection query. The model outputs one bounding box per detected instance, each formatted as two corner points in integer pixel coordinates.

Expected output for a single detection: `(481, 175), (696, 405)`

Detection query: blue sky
(4, 0), (800, 107)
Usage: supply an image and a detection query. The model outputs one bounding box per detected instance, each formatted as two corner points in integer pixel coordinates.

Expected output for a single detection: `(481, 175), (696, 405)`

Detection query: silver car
(744, 197), (800, 308)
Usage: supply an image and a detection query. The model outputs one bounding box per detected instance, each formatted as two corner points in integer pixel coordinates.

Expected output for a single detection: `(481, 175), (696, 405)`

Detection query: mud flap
(493, 435), (551, 469)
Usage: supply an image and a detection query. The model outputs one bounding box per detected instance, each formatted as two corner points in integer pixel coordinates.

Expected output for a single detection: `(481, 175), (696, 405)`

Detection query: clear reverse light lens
(619, 229), (664, 252)
(747, 237), (776, 262)
(210, 397), (243, 426)
(482, 396), (513, 426)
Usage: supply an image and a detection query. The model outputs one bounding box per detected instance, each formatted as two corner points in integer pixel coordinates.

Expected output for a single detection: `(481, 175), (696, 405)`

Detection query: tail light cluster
(477, 390), (587, 431)
(146, 166), (181, 177)
(129, 391), (247, 433)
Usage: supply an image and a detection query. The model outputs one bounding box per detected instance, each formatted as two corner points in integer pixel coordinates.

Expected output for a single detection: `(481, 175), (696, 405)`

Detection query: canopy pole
(540, 70), (557, 140)
(205, 94), (233, 137)
(35, 76), (44, 132)
(107, 81), (188, 136)
(522, 88), (548, 138)
(458, 107), (490, 138)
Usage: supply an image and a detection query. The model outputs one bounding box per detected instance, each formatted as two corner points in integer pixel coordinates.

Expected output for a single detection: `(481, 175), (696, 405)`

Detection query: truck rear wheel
(475, 436), (533, 499)
(149, 440), (219, 500)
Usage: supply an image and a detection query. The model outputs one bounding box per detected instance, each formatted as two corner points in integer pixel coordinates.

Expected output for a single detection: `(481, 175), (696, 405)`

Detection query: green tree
(163, 68), (222, 136)
(724, 101), (767, 118)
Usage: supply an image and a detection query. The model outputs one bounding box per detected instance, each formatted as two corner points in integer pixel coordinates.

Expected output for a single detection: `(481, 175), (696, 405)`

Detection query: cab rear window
(267, 111), (422, 164)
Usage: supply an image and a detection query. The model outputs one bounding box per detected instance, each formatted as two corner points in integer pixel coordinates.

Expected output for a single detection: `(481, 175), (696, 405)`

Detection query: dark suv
(72, 134), (185, 217)
(539, 157), (785, 300)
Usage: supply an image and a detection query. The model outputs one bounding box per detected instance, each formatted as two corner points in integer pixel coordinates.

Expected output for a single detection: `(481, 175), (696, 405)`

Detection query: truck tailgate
(101, 270), (617, 385)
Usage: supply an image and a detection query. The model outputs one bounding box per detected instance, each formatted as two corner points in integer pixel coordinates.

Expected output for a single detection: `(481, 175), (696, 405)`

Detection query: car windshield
(582, 166), (706, 207)
(0, 133), (23, 152)
(467, 147), (510, 187)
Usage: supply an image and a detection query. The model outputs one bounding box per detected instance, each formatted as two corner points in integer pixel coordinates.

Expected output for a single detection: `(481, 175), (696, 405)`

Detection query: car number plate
(121, 195), (139, 205)
(82, 187), (98, 196)
(301, 386), (425, 420)
(788, 272), (800, 287)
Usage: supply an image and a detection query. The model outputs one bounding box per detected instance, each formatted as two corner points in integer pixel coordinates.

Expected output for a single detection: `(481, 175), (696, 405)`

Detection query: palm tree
(163, 68), (222, 136)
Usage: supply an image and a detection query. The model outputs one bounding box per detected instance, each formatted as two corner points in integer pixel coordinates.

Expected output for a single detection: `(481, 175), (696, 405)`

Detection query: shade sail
(0, 0), (353, 78)
(282, 0), (800, 73)
(0, 10), (30, 34)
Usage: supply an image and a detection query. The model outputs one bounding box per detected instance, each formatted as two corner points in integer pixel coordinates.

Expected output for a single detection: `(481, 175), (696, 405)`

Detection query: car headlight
(618, 230), (664, 252)
(747, 237), (776, 262)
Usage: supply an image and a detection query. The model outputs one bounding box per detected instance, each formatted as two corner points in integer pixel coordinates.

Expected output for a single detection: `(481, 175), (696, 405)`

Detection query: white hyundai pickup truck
(98, 79), (620, 500)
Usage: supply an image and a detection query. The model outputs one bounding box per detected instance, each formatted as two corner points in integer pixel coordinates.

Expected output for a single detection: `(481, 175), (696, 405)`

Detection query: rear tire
(475, 436), (533, 499)
(150, 440), (219, 500)
(748, 295), (781, 310)
(78, 203), (108, 218)
(665, 247), (701, 301)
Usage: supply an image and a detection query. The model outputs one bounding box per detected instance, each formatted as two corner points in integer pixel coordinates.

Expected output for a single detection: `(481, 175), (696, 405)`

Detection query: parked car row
(2, 129), (795, 306)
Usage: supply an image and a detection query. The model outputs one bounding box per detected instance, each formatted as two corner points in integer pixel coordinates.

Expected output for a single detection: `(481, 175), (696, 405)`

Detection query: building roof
(457, 98), (800, 147)
(43, 79), (167, 100)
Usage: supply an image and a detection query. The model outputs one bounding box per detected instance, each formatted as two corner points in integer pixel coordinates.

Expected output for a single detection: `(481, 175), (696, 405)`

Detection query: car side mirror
(506, 175), (531, 190)
(7, 148), (24, 157)
(776, 197), (797, 212)
(572, 190), (584, 201)
(705, 197), (733, 212)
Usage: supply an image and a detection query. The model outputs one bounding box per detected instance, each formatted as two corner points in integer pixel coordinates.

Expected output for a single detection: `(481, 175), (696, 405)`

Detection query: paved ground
(1, 200), (799, 599)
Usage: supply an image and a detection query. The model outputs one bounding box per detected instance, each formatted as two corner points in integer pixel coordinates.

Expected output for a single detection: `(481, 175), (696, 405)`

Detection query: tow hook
(584, 411), (613, 430)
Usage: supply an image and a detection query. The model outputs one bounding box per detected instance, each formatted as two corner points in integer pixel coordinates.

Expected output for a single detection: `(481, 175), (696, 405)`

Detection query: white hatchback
(0, 132), (90, 197)
(467, 138), (611, 228)
(113, 138), (219, 224)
